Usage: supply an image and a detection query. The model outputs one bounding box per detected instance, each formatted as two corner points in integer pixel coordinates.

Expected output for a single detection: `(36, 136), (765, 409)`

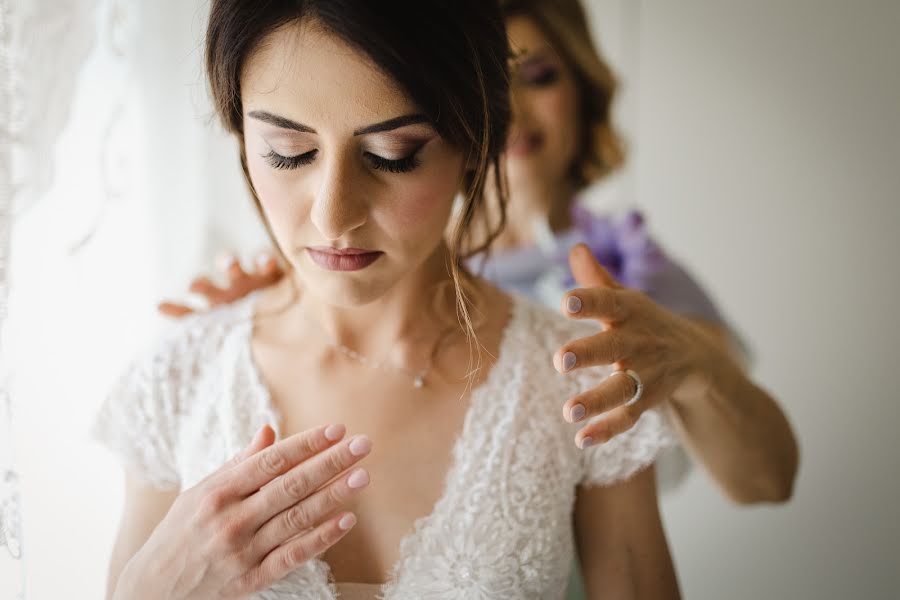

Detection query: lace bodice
(91, 291), (677, 599)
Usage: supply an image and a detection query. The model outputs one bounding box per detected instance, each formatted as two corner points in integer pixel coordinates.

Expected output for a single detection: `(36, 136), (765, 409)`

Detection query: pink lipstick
(306, 246), (383, 271)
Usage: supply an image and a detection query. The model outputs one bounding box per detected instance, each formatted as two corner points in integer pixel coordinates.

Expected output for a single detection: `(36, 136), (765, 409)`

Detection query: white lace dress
(91, 291), (677, 600)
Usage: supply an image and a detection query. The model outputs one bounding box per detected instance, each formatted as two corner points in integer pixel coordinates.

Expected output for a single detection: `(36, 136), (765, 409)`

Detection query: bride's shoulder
(507, 292), (600, 350)
(139, 293), (257, 373)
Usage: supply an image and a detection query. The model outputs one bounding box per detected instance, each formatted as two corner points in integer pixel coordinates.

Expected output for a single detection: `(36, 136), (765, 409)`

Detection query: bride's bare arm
(574, 466), (680, 600)
(104, 474), (180, 600)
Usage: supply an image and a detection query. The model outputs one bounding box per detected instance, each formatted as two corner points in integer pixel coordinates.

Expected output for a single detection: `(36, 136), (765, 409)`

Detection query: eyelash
(262, 149), (422, 173)
(264, 150), (317, 170)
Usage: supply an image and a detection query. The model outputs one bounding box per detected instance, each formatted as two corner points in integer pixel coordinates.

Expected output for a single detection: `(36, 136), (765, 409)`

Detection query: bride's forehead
(241, 20), (415, 120)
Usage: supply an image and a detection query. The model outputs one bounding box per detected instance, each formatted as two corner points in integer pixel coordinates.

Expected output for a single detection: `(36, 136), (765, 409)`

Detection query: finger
(196, 425), (277, 489)
(215, 252), (239, 273)
(225, 258), (251, 285)
(569, 243), (622, 290)
(233, 511), (356, 596)
(247, 434), (373, 524)
(189, 276), (229, 305)
(563, 367), (649, 423)
(157, 302), (195, 318)
(561, 287), (629, 323)
(573, 383), (662, 448)
(225, 424), (277, 470)
(252, 465), (369, 556)
(575, 402), (646, 448)
(254, 251), (278, 275)
(554, 329), (633, 373)
(256, 264), (285, 285)
(222, 424), (348, 497)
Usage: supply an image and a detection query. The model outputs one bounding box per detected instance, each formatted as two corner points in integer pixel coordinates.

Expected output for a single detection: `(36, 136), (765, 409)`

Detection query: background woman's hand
(555, 243), (720, 448)
(158, 251), (285, 318)
(114, 423), (372, 600)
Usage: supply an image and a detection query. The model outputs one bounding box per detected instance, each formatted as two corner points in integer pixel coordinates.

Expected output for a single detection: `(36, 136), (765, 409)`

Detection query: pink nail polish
(338, 513), (357, 530)
(255, 252), (273, 270)
(349, 435), (372, 456)
(347, 468), (369, 489)
(324, 424), (345, 441)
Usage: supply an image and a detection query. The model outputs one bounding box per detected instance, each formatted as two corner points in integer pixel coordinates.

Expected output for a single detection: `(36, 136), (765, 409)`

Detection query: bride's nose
(310, 155), (368, 241)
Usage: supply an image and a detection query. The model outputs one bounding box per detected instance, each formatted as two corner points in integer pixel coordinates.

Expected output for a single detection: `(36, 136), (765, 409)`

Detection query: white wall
(591, 1), (900, 598)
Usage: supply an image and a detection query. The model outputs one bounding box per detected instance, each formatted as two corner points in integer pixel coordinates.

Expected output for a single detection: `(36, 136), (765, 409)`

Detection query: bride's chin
(296, 272), (393, 308)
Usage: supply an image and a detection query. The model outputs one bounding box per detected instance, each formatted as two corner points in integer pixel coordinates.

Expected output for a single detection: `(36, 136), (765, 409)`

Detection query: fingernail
(349, 435), (372, 456)
(255, 252), (273, 270)
(347, 468), (369, 489)
(569, 404), (586, 422)
(581, 436), (594, 449)
(563, 352), (577, 371)
(567, 296), (582, 314)
(215, 252), (238, 272)
(324, 424), (345, 441)
(338, 513), (357, 530)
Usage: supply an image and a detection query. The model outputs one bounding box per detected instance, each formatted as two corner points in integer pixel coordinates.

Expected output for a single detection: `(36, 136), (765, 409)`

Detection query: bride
(92, 1), (680, 598)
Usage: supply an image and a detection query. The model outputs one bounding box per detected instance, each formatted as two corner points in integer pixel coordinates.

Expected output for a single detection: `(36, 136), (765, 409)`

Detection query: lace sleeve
(579, 406), (679, 488)
(89, 341), (182, 491)
(571, 367), (680, 488)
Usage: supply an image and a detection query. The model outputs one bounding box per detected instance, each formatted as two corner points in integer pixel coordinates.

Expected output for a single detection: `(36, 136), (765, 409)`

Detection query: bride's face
(241, 20), (466, 306)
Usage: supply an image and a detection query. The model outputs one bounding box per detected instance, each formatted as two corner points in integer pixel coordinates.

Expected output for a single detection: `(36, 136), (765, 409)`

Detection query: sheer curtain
(3, 0), (268, 598)
(2, 1), (102, 596)
(1, 2), (23, 597)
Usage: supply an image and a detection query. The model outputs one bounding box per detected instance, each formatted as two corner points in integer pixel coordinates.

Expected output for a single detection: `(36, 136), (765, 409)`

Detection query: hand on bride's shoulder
(158, 251), (284, 318)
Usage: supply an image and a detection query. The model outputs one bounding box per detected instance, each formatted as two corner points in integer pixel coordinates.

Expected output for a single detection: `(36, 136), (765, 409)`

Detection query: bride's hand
(158, 251), (285, 318)
(114, 423), (372, 600)
(554, 243), (719, 448)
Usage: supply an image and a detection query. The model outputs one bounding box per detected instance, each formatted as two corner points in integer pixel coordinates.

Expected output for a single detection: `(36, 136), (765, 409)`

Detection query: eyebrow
(511, 46), (557, 66)
(517, 52), (555, 66)
(247, 110), (430, 135)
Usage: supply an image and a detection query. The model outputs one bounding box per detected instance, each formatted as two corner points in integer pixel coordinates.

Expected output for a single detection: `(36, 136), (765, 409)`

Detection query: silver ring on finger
(608, 368), (643, 407)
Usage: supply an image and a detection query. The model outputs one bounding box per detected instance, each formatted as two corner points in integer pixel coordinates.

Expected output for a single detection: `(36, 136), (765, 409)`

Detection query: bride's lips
(306, 246), (383, 271)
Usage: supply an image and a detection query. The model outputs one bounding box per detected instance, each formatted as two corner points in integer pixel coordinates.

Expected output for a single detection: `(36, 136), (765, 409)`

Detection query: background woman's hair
(501, 0), (626, 185)
(205, 0), (512, 383)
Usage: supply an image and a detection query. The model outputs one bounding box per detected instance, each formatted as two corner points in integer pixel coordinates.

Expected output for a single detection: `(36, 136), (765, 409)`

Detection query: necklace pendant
(414, 375), (425, 389)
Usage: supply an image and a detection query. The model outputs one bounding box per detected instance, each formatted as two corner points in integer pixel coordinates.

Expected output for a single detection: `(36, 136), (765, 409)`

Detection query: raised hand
(555, 243), (715, 449)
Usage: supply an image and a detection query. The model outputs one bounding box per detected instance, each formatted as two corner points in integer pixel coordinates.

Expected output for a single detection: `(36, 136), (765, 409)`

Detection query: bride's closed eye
(261, 147), (423, 173)
(263, 149), (318, 170)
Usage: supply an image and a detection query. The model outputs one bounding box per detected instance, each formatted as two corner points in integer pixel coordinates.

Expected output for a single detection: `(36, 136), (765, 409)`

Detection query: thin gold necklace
(300, 300), (452, 390)
(329, 338), (433, 389)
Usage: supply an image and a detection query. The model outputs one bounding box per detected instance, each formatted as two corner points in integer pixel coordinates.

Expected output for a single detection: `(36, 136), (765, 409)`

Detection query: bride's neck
(278, 242), (461, 359)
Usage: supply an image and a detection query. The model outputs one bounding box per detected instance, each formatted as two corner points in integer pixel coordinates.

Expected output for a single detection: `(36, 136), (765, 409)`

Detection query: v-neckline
(240, 289), (524, 597)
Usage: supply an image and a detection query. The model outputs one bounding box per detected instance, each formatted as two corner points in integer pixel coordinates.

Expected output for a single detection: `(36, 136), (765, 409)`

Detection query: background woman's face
(505, 15), (581, 193)
(241, 20), (465, 306)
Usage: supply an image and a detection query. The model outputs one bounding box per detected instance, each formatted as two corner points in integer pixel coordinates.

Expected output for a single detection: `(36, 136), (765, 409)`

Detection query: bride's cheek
(247, 162), (293, 217)
(389, 180), (455, 229)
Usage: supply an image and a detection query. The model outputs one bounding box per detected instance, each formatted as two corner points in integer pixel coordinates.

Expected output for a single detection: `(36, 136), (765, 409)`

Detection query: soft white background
(7, 0), (899, 598)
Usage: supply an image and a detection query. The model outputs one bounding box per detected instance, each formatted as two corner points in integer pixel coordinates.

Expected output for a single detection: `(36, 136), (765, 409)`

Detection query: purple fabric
(472, 200), (725, 325)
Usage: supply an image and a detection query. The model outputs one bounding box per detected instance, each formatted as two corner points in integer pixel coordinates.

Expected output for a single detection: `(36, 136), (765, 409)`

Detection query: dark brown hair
(205, 0), (512, 377)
